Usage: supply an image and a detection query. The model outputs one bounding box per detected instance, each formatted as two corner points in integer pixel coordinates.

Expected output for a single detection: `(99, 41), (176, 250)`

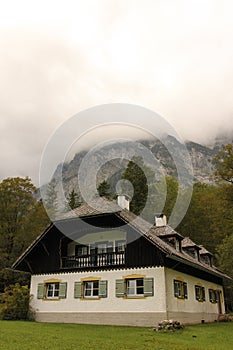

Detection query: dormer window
(199, 246), (213, 267)
(182, 237), (201, 261)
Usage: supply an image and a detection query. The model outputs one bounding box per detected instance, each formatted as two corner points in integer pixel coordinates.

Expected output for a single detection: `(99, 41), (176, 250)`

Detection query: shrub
(0, 283), (34, 320)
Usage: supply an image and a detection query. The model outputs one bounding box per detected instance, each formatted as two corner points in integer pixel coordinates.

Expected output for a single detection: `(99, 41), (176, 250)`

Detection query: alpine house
(12, 196), (229, 326)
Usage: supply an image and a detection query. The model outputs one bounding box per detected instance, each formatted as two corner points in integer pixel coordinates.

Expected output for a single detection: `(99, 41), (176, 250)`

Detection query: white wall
(165, 268), (225, 318)
(30, 267), (167, 314)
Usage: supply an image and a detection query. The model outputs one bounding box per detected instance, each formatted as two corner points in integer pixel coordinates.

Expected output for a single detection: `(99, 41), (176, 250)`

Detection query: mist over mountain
(47, 133), (233, 201)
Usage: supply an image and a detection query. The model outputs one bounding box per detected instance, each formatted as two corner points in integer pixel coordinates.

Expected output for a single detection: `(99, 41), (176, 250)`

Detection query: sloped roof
(61, 198), (121, 219)
(199, 245), (213, 256)
(182, 237), (201, 250)
(12, 198), (230, 280)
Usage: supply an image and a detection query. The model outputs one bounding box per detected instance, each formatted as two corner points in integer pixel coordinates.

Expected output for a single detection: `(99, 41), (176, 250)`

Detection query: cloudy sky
(0, 0), (233, 185)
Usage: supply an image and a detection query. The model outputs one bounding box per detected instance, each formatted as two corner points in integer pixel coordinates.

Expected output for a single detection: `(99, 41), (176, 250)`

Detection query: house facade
(12, 198), (228, 326)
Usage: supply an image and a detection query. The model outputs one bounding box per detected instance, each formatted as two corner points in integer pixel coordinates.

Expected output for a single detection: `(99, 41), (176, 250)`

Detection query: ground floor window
(209, 289), (219, 303)
(126, 278), (144, 297)
(116, 277), (154, 298)
(84, 281), (99, 298)
(37, 282), (67, 300)
(46, 283), (60, 299)
(74, 280), (108, 299)
(195, 285), (205, 302)
(173, 280), (188, 299)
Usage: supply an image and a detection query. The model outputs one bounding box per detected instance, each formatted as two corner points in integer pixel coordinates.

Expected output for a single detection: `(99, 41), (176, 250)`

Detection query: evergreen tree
(67, 189), (82, 209)
(97, 180), (110, 199)
(122, 156), (150, 216)
(44, 179), (58, 219)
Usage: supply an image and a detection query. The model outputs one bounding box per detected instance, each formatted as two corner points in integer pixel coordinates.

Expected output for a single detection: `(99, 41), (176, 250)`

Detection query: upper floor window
(173, 280), (188, 299)
(195, 285), (205, 302)
(115, 240), (126, 253)
(75, 245), (88, 256)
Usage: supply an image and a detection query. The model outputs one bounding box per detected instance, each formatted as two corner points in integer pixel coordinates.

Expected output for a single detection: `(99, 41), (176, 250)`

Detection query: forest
(0, 144), (232, 311)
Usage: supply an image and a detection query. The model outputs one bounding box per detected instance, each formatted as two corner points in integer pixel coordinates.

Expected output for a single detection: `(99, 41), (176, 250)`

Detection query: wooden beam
(41, 241), (50, 256)
(25, 260), (33, 274)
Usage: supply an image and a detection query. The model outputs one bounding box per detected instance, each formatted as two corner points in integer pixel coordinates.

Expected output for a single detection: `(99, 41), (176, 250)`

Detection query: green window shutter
(37, 283), (44, 299)
(174, 280), (179, 297)
(59, 282), (67, 299)
(74, 282), (82, 298)
(195, 286), (200, 300)
(183, 282), (188, 299)
(116, 279), (125, 297)
(202, 287), (205, 301)
(99, 280), (108, 298)
(143, 278), (154, 297)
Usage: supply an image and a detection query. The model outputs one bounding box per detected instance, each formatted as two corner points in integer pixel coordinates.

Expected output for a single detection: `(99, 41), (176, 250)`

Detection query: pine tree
(67, 189), (82, 209)
(97, 180), (110, 199)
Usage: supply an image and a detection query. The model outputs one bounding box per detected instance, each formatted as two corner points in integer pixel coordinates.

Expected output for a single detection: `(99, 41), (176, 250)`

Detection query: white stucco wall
(30, 267), (167, 314)
(165, 267), (225, 322)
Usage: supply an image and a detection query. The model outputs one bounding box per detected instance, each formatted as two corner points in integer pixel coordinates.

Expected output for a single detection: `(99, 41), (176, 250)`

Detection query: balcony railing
(61, 251), (125, 269)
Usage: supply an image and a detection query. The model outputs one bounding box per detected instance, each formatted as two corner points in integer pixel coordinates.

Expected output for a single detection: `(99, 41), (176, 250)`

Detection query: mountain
(46, 134), (232, 200)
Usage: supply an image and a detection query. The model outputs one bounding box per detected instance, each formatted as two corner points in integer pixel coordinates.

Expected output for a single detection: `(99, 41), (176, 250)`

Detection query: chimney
(117, 194), (130, 211)
(155, 213), (167, 227)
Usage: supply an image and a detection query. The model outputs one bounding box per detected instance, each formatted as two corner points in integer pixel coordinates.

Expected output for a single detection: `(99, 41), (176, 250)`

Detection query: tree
(213, 144), (233, 184)
(44, 179), (58, 219)
(67, 189), (82, 209)
(97, 180), (110, 199)
(216, 234), (233, 311)
(122, 156), (151, 216)
(0, 177), (49, 292)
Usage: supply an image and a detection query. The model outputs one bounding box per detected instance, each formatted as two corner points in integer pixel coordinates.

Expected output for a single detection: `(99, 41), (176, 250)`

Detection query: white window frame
(84, 281), (99, 298)
(126, 278), (144, 297)
(46, 282), (60, 299)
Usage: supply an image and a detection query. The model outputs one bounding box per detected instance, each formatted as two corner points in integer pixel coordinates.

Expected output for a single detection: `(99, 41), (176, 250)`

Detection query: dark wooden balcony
(61, 251), (125, 269)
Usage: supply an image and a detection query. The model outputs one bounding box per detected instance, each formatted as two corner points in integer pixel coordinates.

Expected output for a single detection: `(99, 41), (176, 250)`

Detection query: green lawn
(0, 321), (232, 350)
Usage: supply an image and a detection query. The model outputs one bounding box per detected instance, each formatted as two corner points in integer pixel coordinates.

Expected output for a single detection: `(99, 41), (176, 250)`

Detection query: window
(173, 280), (188, 299)
(76, 245), (88, 256)
(195, 285), (205, 302)
(37, 282), (67, 300)
(84, 281), (99, 298)
(46, 283), (59, 299)
(115, 240), (126, 253)
(74, 280), (108, 299)
(126, 278), (144, 297)
(116, 277), (154, 298)
(209, 289), (219, 303)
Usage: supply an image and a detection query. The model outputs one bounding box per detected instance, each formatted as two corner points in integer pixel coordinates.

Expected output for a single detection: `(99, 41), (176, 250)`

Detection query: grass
(0, 320), (233, 350)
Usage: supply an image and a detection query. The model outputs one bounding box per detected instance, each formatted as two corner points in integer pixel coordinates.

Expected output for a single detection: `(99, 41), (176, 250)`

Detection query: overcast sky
(0, 0), (233, 185)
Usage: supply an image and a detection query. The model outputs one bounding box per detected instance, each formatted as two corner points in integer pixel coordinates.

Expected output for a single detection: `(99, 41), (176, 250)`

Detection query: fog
(0, 0), (233, 185)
